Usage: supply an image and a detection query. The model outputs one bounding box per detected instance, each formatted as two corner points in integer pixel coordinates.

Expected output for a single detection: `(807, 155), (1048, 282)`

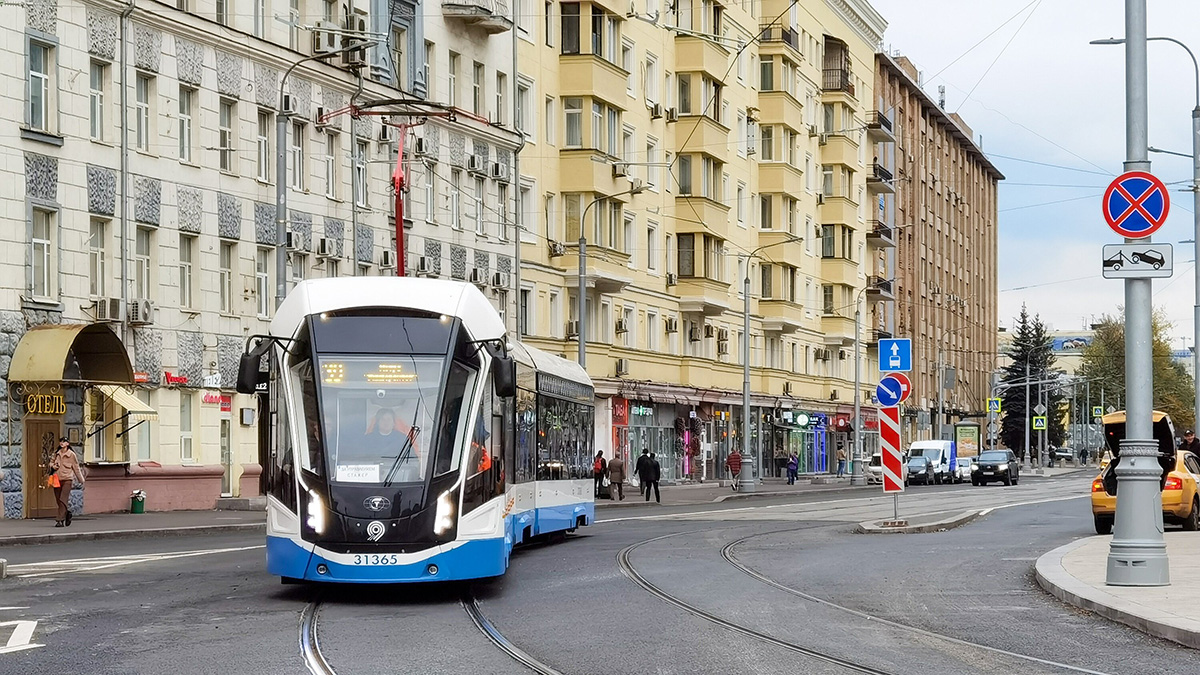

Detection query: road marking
(7, 546), (264, 578)
(0, 620), (42, 655)
(0, 608), (29, 612)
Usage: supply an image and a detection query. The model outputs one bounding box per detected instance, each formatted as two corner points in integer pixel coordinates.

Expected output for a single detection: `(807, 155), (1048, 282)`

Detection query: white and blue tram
(236, 278), (595, 583)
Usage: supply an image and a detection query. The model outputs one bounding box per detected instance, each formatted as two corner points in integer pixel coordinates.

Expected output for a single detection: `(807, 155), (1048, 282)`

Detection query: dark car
(1131, 250), (1165, 269)
(972, 450), (1020, 486)
(906, 455), (935, 485)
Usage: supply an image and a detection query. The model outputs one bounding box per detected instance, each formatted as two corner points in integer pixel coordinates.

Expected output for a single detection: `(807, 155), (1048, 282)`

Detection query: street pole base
(738, 481), (757, 494)
(1106, 546), (1170, 586)
(849, 476), (866, 486)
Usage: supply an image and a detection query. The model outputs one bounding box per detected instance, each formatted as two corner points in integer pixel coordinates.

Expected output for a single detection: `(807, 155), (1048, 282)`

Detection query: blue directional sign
(1103, 171), (1170, 239)
(876, 377), (903, 407)
(878, 338), (911, 373)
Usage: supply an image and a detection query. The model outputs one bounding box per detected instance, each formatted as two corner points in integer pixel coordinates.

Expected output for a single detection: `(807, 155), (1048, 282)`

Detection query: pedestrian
(726, 449), (743, 490)
(49, 437), (85, 527)
(643, 452), (661, 503)
(786, 453), (799, 485)
(836, 447), (847, 478)
(607, 451), (626, 500)
(592, 451), (607, 498)
(1181, 430), (1200, 461)
(635, 448), (651, 495)
(1079, 446), (1088, 466)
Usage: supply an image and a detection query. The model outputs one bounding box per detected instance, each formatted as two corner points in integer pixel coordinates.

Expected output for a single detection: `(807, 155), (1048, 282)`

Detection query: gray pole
(741, 266), (756, 492)
(851, 301), (864, 485)
(1192, 104), (1200, 430)
(1024, 361), (1031, 468)
(275, 103), (289, 308)
(937, 346), (944, 441)
(578, 226), (587, 366)
(1108, 0), (1169, 586)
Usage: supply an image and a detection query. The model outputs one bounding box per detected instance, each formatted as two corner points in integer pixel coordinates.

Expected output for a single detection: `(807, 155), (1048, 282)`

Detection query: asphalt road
(2, 473), (1191, 675)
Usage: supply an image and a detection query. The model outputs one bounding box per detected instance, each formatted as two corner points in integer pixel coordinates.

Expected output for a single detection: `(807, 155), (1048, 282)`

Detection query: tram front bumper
(267, 535), (508, 583)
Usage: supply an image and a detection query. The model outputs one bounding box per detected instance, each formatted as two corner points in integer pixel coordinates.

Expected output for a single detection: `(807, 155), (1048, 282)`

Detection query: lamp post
(577, 183), (647, 367)
(851, 279), (890, 486)
(738, 237), (801, 492)
(1093, 34), (1200, 434)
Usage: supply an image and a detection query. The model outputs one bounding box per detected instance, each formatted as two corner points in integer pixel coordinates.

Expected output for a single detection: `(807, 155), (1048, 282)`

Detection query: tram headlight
(434, 489), (456, 535)
(306, 490), (326, 535)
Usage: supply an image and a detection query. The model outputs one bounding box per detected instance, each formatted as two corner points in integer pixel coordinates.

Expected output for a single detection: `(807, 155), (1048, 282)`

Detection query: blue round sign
(876, 378), (903, 407)
(1103, 171), (1170, 239)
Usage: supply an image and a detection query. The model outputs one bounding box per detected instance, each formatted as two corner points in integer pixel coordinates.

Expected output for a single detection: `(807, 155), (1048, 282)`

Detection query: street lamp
(577, 182), (648, 367)
(1093, 34), (1200, 435)
(935, 324), (970, 442)
(850, 278), (891, 486)
(736, 236), (801, 493)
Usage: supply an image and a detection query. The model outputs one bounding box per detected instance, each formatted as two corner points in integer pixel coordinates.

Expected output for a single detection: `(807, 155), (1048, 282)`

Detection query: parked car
(906, 455), (936, 485)
(1092, 451), (1200, 534)
(953, 456), (974, 483)
(972, 450), (1021, 486)
(908, 440), (955, 484)
(867, 452), (909, 486)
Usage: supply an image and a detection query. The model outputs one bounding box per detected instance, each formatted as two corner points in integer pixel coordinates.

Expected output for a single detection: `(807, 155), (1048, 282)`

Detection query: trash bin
(130, 490), (146, 514)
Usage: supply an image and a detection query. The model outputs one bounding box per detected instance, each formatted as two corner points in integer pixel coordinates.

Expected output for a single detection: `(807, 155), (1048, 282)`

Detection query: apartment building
(511, 0), (888, 481)
(876, 52), (1002, 442)
(0, 0), (518, 518)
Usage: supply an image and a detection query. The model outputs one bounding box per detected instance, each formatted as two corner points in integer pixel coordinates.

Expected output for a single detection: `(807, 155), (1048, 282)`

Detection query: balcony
(674, 196), (731, 239)
(820, 311), (856, 345)
(558, 54), (629, 101)
(676, 275), (731, 316)
(871, 328), (893, 342)
(677, 114), (731, 158)
(821, 257), (858, 287)
(563, 245), (634, 293)
(442, 0), (512, 33)
(758, 24), (800, 53)
(675, 34), (731, 81)
(760, 298), (804, 334)
(758, 162), (803, 196)
(867, 163), (895, 194)
(757, 229), (804, 262)
(822, 67), (855, 99)
(818, 194), (857, 225)
(867, 276), (895, 302)
(819, 132), (857, 167)
(559, 150), (622, 194)
(866, 220), (895, 248)
(867, 111), (895, 143)
(757, 91), (804, 131)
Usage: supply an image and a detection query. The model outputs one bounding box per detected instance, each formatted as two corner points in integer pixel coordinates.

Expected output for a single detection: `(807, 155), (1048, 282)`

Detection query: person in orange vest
(592, 451), (607, 498)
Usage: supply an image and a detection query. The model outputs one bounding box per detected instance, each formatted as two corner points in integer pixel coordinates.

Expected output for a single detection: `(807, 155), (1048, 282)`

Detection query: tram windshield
(314, 355), (475, 485)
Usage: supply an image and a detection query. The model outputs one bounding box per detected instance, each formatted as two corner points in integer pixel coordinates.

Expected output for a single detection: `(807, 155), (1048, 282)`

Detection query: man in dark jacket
(635, 448), (651, 495)
(1181, 430), (1200, 459)
(642, 452), (661, 503)
(607, 451), (627, 500)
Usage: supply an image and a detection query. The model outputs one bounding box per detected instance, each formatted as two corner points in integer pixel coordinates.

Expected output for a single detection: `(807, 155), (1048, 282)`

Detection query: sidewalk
(1036, 534), (1200, 649)
(0, 510), (266, 546)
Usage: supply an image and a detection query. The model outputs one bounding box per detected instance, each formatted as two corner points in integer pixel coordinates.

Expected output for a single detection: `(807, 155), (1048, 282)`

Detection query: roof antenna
(938, 85), (946, 109)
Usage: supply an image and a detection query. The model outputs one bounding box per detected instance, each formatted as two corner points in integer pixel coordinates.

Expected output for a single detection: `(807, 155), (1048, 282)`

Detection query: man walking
(635, 448), (651, 495)
(726, 449), (743, 490)
(836, 447), (847, 478)
(641, 452), (661, 503)
(593, 450), (607, 498)
(607, 451), (626, 500)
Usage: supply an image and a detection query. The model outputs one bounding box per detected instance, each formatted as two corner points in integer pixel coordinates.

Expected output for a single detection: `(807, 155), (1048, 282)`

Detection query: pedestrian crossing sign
(1092, 406), (1103, 418)
(987, 398), (1001, 414)
(1032, 416), (1047, 430)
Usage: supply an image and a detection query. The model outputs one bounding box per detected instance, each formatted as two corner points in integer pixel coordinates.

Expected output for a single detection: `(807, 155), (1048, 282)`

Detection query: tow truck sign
(1101, 243), (1172, 279)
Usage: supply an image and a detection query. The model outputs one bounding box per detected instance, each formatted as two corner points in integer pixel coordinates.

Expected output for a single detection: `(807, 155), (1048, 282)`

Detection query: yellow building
(513, 0), (888, 480)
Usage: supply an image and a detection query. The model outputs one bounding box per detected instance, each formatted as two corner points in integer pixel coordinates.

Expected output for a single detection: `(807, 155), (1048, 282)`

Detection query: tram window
(291, 358), (322, 476)
(432, 361), (476, 476)
(463, 381), (496, 514)
(514, 388), (536, 483)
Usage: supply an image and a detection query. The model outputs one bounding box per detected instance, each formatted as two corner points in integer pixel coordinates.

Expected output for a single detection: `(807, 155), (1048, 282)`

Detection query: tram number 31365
(352, 554), (401, 566)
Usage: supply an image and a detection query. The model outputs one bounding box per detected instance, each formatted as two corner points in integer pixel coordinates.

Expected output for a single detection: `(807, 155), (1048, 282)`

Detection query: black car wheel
(1185, 498), (1200, 532)
(1094, 514), (1113, 535)
(1003, 474), (1012, 486)
(971, 479), (979, 486)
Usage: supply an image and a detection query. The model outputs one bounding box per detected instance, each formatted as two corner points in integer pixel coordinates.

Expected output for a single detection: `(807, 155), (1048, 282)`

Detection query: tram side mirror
(493, 356), (516, 398)
(236, 352), (267, 395)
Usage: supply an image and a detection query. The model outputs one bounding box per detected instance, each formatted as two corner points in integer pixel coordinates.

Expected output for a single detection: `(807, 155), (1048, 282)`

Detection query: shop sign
(631, 405), (654, 416)
(202, 373), (222, 388)
(133, 372), (150, 383)
(26, 394), (66, 415)
(202, 391), (224, 405)
(220, 395), (232, 418)
(164, 371), (189, 385)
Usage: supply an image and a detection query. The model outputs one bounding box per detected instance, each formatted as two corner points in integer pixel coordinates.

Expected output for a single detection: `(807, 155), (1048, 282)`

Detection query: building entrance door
(220, 419), (233, 496)
(23, 419), (61, 518)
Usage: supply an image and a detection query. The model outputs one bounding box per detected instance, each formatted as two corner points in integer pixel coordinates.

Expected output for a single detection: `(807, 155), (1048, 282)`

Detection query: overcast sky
(870, 0), (1200, 348)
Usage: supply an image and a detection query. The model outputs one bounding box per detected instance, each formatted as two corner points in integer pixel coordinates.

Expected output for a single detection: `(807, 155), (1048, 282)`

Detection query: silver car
(953, 456), (974, 483)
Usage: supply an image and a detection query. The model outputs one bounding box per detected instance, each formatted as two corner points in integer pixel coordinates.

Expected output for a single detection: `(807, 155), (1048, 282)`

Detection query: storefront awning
(97, 385), (158, 422)
(9, 323), (134, 384)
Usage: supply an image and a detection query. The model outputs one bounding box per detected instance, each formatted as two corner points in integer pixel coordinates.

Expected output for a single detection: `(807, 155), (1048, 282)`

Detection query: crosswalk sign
(1092, 406), (1103, 418)
(1032, 416), (1047, 430)
(987, 398), (1001, 414)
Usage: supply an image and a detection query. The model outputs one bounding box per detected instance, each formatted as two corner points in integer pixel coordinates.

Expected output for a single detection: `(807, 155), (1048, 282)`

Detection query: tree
(1078, 309), (1195, 432)
(998, 306), (1065, 459)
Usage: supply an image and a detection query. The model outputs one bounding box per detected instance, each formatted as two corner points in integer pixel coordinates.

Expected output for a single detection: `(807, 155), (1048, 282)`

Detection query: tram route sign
(1103, 171), (1170, 239)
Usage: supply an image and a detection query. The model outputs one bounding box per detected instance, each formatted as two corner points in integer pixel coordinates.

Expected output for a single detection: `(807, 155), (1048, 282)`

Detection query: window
(737, 183), (746, 226)
(622, 39), (635, 94)
(759, 194), (772, 229)
(564, 97), (582, 147)
(219, 241), (234, 313)
(760, 56), (774, 91)
(496, 73), (507, 124)
(606, 106), (619, 155)
(257, 109), (272, 181)
(519, 288), (531, 336)
(545, 96), (555, 144)
(785, 197), (797, 234)
(622, 212), (634, 258)
(392, 27), (407, 88)
(549, 291), (561, 337)
(450, 169), (462, 228)
(760, 125), (774, 161)
(89, 61), (106, 141)
(646, 311), (658, 351)
(256, 248), (270, 317)
(704, 237), (724, 281)
(28, 41), (52, 132)
(805, 153), (813, 192)
(448, 52), (459, 107)
(178, 86), (195, 162)
(821, 225), (835, 258)
(474, 176), (486, 234)
(678, 233), (695, 277)
(423, 41), (433, 98)
(135, 74), (153, 151)
(646, 223), (658, 271)
(646, 137), (659, 189)
(216, 0), (229, 25)
(677, 154), (692, 194)
(134, 227), (151, 300)
(544, 193), (556, 240)
(561, 2), (580, 53)
(31, 209), (54, 299)
(324, 132), (338, 198)
(353, 140), (369, 207)
(291, 254), (306, 284)
(701, 157), (720, 199)
(289, 0), (300, 49)
(253, 0), (266, 37)
(822, 164), (834, 195)
(325, 258), (340, 278)
(472, 62), (484, 115)
(622, 306), (634, 347)
(179, 233), (195, 308)
(219, 98), (236, 172)
(424, 169), (437, 223)
(822, 284), (834, 314)
(290, 121), (306, 190)
(761, 264), (773, 298)
(88, 219), (107, 297)
(498, 183), (509, 240)
(677, 74), (691, 114)
(645, 54), (659, 102)
(517, 81), (531, 137)
(180, 392), (194, 461)
(591, 101), (602, 150)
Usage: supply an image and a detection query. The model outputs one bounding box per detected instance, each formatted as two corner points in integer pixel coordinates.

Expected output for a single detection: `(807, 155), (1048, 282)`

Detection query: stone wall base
(84, 461), (225, 513)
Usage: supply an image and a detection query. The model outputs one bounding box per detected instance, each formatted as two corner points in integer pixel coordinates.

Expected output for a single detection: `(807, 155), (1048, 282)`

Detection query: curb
(1035, 538), (1200, 650)
(854, 509), (982, 534)
(715, 484), (870, 502)
(0, 522), (266, 547)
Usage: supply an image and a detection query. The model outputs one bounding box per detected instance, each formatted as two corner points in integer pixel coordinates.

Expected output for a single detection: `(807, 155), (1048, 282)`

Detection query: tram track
(461, 591), (564, 675)
(299, 600), (338, 675)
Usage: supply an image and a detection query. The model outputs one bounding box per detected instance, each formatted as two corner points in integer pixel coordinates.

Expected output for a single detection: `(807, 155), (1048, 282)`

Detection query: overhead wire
(953, 0), (1041, 114)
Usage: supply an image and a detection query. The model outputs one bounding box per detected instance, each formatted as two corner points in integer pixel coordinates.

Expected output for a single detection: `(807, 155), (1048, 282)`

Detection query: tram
(236, 278), (595, 583)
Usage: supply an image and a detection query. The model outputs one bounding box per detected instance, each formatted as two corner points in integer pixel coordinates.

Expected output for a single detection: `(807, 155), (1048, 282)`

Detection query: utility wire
(923, 0), (1041, 84)
(955, 1), (1042, 114)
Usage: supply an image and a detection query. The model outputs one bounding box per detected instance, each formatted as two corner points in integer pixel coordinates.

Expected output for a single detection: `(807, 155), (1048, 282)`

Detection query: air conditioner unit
(491, 271), (510, 288)
(342, 13), (369, 67)
(491, 162), (510, 182)
(380, 250), (395, 268)
(829, 389), (840, 401)
(666, 272), (678, 286)
(839, 349), (847, 360)
(615, 318), (629, 334)
(616, 358), (630, 376)
(312, 20), (339, 54)
(417, 256), (434, 275)
(93, 297), (122, 322)
(628, 178), (644, 192)
(548, 240), (566, 256)
(379, 122), (392, 142)
(469, 268), (488, 285)
(814, 348), (829, 361)
(314, 106), (328, 127)
(612, 164), (628, 178)
(666, 107), (679, 123)
(316, 237), (334, 258)
(281, 94), (294, 115)
(664, 317), (679, 333)
(816, 193), (825, 205)
(415, 137), (429, 156)
(650, 102), (664, 119)
(285, 230), (300, 251)
(818, 133), (828, 145)
(717, 327), (729, 342)
(688, 326), (702, 342)
(717, 341), (729, 356)
(807, 124), (818, 137)
(465, 154), (483, 174)
(626, 1), (637, 18)
(566, 320), (580, 338)
(783, 382), (793, 396)
(128, 299), (155, 325)
(704, 324), (715, 339)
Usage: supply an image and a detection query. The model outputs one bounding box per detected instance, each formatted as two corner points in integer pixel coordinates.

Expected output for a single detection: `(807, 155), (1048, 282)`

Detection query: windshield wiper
(383, 426), (420, 487)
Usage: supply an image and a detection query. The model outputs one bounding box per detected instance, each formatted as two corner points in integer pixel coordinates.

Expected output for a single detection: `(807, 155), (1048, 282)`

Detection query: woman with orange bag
(49, 437), (85, 527)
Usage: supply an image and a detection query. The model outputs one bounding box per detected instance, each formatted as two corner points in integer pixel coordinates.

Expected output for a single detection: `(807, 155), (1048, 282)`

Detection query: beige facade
(876, 53), (1003, 441)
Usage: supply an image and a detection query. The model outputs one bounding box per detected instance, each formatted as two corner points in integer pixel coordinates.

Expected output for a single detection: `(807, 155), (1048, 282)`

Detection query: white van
(907, 440), (956, 485)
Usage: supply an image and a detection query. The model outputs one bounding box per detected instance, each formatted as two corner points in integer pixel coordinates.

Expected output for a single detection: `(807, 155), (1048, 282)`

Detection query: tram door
(23, 419), (60, 518)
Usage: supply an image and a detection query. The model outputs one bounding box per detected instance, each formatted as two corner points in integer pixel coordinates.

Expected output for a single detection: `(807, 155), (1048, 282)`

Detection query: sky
(870, 0), (1200, 349)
